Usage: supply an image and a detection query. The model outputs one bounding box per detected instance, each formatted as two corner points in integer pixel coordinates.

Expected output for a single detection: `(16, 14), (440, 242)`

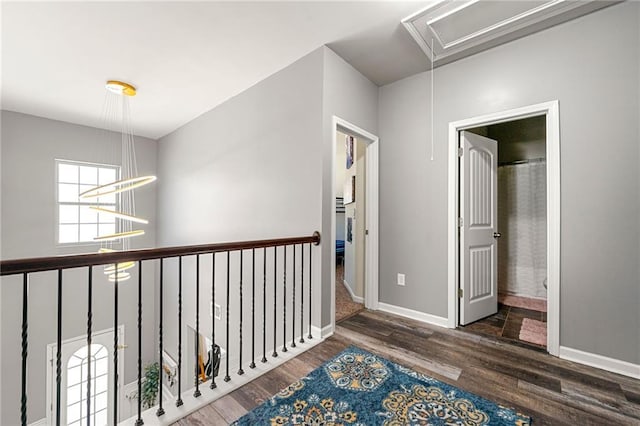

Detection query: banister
(0, 231), (321, 276)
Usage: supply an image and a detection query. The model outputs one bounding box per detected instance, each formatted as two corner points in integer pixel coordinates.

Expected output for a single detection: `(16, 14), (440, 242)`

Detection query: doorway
(447, 101), (560, 356)
(461, 116), (548, 349)
(330, 117), (379, 328)
(46, 326), (124, 425)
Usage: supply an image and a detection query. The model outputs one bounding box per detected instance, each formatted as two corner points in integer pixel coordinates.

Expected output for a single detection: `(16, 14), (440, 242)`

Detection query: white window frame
(55, 159), (121, 246)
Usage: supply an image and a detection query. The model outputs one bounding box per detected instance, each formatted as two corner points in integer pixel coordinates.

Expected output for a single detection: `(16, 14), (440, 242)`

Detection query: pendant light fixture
(80, 80), (156, 281)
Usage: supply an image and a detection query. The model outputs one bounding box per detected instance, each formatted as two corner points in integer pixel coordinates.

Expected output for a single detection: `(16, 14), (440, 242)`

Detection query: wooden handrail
(1, 231), (321, 276)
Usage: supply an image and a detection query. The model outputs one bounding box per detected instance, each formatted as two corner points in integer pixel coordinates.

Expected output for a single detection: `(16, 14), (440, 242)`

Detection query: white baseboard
(29, 419), (47, 426)
(377, 302), (449, 328)
(341, 279), (364, 304)
(559, 346), (640, 379)
(312, 324), (334, 339)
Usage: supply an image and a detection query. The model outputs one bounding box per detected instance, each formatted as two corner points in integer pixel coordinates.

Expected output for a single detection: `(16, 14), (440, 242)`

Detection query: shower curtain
(497, 160), (547, 298)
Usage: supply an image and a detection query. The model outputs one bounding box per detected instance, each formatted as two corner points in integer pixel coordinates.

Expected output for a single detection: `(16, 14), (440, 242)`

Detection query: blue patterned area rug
(232, 346), (531, 425)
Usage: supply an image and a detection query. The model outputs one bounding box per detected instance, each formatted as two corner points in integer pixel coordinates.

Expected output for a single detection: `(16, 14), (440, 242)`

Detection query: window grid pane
(57, 161), (119, 244)
(67, 343), (108, 424)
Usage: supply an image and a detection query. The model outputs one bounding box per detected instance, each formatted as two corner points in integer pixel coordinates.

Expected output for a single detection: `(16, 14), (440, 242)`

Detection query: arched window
(66, 344), (109, 426)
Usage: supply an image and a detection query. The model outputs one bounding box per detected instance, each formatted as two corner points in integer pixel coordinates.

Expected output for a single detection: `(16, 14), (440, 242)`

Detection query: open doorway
(334, 130), (365, 322)
(461, 116), (548, 350)
(447, 101), (560, 356)
(330, 117), (380, 328)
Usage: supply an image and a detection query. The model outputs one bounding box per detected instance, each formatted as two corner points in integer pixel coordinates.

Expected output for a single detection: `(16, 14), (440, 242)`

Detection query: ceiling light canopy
(105, 80), (137, 96)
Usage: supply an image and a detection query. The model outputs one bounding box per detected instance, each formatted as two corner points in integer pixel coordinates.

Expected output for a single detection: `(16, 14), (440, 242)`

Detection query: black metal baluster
(300, 245), (305, 344)
(194, 255), (202, 398)
(308, 244), (313, 340)
(282, 245), (287, 353)
(86, 267), (92, 426)
(224, 252), (231, 382)
(291, 245), (296, 348)
(176, 257), (183, 407)
(272, 246), (278, 358)
(210, 253), (217, 389)
(136, 262), (144, 426)
(55, 270), (63, 426)
(157, 260), (165, 416)
(238, 251), (244, 376)
(113, 268), (118, 425)
(261, 248), (267, 364)
(20, 273), (28, 426)
(250, 249), (256, 369)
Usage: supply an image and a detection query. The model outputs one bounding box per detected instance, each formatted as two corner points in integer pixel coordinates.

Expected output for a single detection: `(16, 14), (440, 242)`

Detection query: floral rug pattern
(232, 346), (531, 425)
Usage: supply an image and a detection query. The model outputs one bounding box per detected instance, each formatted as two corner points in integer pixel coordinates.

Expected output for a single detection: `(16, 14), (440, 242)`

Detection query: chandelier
(80, 80), (156, 282)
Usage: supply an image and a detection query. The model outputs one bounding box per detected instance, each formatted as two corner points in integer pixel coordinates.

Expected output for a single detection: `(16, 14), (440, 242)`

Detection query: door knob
(493, 232), (502, 238)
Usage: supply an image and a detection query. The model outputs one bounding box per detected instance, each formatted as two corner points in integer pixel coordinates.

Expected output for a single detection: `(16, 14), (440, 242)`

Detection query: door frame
(447, 101), (560, 356)
(331, 116), (379, 329)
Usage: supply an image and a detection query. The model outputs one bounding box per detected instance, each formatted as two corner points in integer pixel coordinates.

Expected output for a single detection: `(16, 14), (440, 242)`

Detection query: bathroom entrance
(447, 101), (560, 356)
(461, 116), (548, 349)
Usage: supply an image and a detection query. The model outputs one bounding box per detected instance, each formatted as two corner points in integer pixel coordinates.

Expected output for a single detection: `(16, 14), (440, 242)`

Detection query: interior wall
(378, 2), (640, 364)
(321, 46), (378, 327)
(156, 48), (324, 391)
(0, 111), (158, 424)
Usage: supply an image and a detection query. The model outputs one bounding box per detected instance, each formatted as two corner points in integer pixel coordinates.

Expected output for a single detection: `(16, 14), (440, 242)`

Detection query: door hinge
(458, 288), (463, 298)
(365, 229), (369, 235)
(457, 217), (463, 227)
(458, 147), (463, 157)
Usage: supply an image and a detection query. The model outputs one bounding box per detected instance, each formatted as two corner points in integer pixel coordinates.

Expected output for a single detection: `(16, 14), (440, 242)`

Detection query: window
(66, 344), (109, 426)
(57, 160), (119, 244)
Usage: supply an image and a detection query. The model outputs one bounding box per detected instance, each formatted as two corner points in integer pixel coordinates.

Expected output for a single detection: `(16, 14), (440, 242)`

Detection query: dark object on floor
(204, 344), (221, 378)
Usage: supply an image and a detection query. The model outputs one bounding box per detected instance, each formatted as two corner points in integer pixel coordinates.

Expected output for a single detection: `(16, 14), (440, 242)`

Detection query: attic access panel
(402, 0), (619, 66)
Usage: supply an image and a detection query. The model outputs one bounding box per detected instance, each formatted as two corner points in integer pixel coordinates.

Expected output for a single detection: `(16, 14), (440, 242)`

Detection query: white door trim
(447, 100), (560, 356)
(331, 116), (379, 330)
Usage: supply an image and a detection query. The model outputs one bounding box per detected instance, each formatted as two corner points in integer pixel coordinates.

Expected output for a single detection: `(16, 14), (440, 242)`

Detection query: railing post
(21, 273), (29, 426)
(282, 245), (287, 353)
(308, 244), (312, 340)
(210, 253), (217, 389)
(224, 252), (231, 382)
(238, 250), (245, 376)
(86, 266), (92, 426)
(261, 248), (267, 364)
(157, 259), (165, 416)
(113, 268), (119, 425)
(176, 257), (183, 407)
(250, 248), (256, 369)
(272, 246), (278, 358)
(291, 245), (296, 348)
(136, 261), (144, 426)
(300, 245), (304, 344)
(194, 255), (202, 398)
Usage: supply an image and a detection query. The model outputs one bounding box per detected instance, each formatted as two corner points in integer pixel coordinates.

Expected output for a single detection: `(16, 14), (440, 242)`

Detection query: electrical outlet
(214, 304), (222, 320)
(397, 273), (405, 286)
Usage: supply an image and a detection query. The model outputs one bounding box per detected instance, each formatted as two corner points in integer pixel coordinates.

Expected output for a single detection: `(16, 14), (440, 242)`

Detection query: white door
(47, 328), (123, 426)
(460, 131), (499, 325)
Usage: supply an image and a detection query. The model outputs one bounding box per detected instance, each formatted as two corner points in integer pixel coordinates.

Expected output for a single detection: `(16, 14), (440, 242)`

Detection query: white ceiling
(1, 1), (432, 140)
(1, 1), (613, 140)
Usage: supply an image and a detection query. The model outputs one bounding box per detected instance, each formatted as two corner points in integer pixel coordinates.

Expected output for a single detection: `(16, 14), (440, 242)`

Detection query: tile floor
(462, 302), (547, 351)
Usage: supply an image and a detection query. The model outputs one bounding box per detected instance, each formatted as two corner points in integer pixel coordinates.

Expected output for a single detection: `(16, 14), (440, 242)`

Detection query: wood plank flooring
(175, 310), (640, 425)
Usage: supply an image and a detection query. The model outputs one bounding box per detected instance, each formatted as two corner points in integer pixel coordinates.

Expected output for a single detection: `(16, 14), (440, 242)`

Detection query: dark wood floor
(175, 310), (640, 425)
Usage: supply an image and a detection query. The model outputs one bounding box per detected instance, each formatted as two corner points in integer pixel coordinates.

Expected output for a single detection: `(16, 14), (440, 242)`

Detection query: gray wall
(378, 2), (640, 363)
(0, 111), (158, 423)
(156, 48), (325, 391)
(321, 47), (378, 326)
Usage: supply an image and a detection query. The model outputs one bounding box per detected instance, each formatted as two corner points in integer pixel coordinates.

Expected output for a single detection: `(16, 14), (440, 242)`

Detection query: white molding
(341, 278), (364, 304)
(118, 338), (324, 425)
(313, 324), (334, 339)
(559, 346), (640, 379)
(447, 101), (561, 357)
(378, 302), (449, 328)
(330, 116), (380, 333)
(29, 419), (47, 426)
